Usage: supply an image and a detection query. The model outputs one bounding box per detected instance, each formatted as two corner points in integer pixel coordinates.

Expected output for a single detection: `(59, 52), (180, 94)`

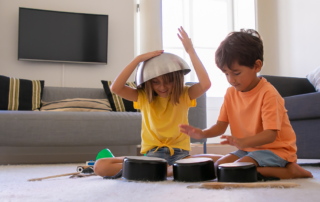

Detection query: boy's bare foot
(287, 162), (313, 178)
(257, 162), (313, 179)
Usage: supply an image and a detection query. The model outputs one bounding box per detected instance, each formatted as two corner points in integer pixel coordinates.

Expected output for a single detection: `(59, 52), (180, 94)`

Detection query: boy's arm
(221, 129), (277, 149)
(177, 27), (211, 100)
(179, 121), (228, 139)
(110, 50), (164, 102)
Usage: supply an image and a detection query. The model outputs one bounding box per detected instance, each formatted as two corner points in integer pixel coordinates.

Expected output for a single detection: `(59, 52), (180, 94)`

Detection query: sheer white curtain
(137, 0), (255, 97)
(162, 0), (255, 97)
(162, 0), (231, 97)
(161, 0), (255, 144)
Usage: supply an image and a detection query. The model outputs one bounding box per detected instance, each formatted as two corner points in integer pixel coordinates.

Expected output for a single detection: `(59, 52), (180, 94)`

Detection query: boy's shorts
(230, 150), (289, 167)
(146, 147), (189, 166)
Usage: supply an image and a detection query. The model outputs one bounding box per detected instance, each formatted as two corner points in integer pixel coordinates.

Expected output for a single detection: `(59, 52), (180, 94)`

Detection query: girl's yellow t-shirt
(134, 86), (196, 156)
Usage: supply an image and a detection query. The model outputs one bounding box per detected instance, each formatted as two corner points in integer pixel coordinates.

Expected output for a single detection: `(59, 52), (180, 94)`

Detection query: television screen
(18, 8), (108, 64)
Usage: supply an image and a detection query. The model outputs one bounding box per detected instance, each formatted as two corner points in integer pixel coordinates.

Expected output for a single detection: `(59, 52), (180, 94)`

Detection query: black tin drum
(173, 158), (215, 182)
(217, 162), (257, 183)
(122, 156), (167, 181)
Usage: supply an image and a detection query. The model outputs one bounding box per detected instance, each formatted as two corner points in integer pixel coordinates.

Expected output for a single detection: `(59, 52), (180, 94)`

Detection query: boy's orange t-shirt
(218, 77), (297, 162)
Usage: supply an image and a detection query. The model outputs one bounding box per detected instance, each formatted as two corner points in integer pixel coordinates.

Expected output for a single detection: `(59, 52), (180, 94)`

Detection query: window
(162, 0), (255, 97)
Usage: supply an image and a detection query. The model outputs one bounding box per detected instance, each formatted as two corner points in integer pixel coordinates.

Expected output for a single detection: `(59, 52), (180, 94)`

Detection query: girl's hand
(220, 135), (246, 150)
(136, 50), (164, 63)
(177, 26), (195, 54)
(179, 124), (204, 139)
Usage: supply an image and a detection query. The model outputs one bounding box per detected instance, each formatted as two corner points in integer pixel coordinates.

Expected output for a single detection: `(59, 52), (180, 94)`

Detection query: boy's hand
(220, 135), (246, 150)
(179, 124), (204, 139)
(136, 50), (164, 63)
(177, 26), (195, 54)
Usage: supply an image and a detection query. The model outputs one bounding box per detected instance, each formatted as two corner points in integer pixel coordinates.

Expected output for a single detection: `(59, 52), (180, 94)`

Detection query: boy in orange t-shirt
(179, 29), (313, 179)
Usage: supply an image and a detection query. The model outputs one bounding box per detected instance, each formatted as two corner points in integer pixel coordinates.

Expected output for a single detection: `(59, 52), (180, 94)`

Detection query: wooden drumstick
(187, 181), (300, 189)
(28, 172), (80, 181)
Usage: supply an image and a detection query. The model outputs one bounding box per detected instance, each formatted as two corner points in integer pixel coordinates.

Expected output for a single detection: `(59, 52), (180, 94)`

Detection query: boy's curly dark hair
(215, 29), (263, 70)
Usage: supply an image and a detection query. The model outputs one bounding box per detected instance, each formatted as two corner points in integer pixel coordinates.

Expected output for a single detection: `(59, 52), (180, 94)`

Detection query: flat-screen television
(18, 8), (108, 64)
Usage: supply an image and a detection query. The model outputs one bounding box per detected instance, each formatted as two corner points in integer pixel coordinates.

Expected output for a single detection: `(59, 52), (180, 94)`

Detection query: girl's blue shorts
(146, 147), (190, 166)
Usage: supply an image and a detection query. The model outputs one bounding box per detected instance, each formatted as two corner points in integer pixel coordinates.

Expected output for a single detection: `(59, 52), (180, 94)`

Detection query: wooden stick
(69, 173), (97, 178)
(28, 172), (80, 181)
(188, 182), (300, 189)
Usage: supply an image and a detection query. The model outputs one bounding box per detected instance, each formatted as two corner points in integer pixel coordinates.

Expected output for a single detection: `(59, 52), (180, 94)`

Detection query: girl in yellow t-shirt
(94, 27), (222, 178)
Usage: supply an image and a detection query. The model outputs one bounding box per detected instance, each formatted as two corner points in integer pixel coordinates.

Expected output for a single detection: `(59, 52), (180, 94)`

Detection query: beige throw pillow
(40, 98), (112, 112)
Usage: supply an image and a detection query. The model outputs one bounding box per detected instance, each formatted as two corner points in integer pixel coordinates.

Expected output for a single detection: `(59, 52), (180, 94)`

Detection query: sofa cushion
(0, 111), (142, 147)
(0, 75), (44, 110)
(307, 66), (320, 92)
(40, 98), (112, 112)
(101, 80), (139, 112)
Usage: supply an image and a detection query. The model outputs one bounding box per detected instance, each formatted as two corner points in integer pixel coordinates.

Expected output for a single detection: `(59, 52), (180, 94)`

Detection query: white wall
(0, 0), (137, 88)
(256, 0), (320, 77)
(139, 0), (163, 54)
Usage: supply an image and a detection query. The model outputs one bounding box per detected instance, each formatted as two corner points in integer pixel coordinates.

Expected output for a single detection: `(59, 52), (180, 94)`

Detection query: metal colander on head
(135, 52), (191, 87)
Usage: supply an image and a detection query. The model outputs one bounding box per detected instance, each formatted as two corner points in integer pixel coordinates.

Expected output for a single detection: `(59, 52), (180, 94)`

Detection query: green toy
(96, 148), (114, 160)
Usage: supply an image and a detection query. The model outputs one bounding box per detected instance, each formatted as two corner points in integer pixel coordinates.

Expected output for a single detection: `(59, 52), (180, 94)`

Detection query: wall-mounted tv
(18, 8), (108, 64)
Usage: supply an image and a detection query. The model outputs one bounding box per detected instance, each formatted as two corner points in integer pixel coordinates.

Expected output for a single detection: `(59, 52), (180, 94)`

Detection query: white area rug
(1, 161), (320, 202)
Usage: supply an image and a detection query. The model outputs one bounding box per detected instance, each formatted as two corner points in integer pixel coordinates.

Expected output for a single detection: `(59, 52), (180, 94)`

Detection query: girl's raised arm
(110, 50), (164, 102)
(177, 27), (211, 100)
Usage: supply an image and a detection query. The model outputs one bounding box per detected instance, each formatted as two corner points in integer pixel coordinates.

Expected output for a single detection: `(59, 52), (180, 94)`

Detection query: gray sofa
(0, 82), (207, 164)
(262, 75), (320, 159)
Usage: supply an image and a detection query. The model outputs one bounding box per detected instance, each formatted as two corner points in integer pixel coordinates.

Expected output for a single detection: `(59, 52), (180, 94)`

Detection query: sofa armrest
(260, 75), (316, 97)
(285, 92), (320, 120)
